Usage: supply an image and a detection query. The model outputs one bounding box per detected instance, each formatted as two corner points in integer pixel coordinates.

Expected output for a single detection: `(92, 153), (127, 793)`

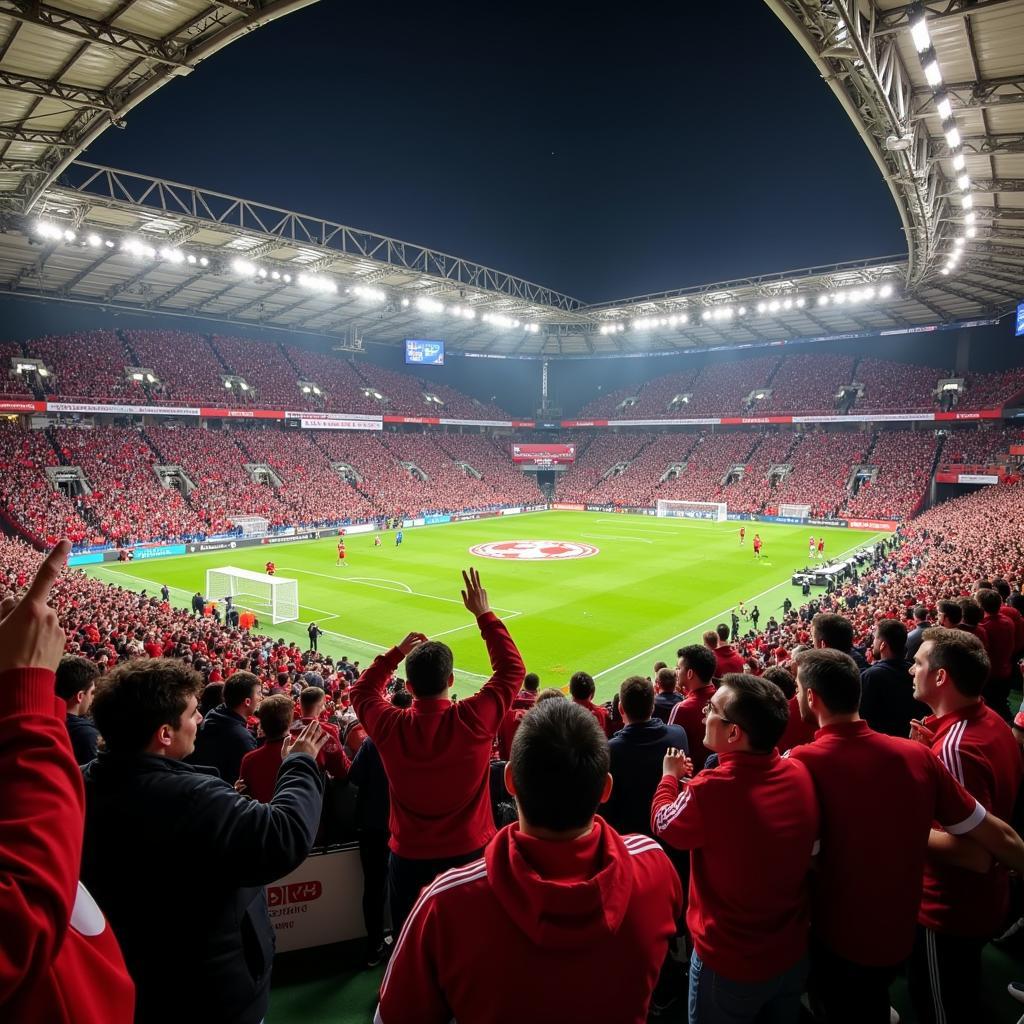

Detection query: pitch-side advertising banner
(298, 417), (384, 431)
(47, 402), (201, 417)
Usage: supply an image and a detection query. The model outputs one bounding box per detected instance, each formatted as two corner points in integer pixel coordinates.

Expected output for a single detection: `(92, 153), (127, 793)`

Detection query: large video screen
(405, 339), (445, 365)
(511, 443), (576, 466)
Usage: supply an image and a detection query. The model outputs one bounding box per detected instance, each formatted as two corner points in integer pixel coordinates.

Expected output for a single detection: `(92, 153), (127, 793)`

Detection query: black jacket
(81, 750), (323, 1024)
(65, 712), (99, 765)
(189, 704), (257, 784)
(602, 718), (690, 837)
(905, 624), (928, 661)
(349, 737), (390, 832)
(860, 657), (929, 738)
(652, 690), (684, 725)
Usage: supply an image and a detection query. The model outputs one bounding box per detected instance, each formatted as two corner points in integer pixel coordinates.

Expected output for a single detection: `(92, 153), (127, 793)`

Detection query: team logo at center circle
(468, 540), (599, 561)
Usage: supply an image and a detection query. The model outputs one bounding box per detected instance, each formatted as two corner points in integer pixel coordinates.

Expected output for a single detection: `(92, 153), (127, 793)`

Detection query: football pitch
(84, 511), (880, 701)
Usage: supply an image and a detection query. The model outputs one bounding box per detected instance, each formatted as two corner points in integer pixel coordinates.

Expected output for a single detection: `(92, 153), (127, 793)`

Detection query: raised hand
(662, 747), (693, 781)
(460, 567), (490, 616)
(398, 632), (429, 657)
(0, 539), (69, 676)
(282, 719), (329, 760)
(909, 719), (935, 746)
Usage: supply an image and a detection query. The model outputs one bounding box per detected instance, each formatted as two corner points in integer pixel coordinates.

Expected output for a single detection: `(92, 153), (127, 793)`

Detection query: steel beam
(0, 70), (118, 111)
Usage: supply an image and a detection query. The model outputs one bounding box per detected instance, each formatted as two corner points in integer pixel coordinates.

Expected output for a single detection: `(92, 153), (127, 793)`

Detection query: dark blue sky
(85, 2), (905, 303)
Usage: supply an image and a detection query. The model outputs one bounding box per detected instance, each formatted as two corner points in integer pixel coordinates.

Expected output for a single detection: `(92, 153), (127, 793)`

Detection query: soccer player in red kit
(817, 538), (825, 559)
(790, 648), (1024, 1023)
(264, 560), (275, 576)
(752, 534), (762, 560)
(907, 628), (1023, 1022)
(336, 538), (347, 567)
(377, 699), (683, 1023)
(739, 526), (745, 546)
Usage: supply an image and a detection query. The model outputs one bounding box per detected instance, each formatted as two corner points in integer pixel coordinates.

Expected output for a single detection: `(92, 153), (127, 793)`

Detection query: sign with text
(405, 339), (445, 365)
(511, 443), (576, 466)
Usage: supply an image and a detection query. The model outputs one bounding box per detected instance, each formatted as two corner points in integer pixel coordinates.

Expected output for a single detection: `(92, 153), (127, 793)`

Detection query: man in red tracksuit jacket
(352, 567), (525, 936)
(376, 699), (683, 1024)
(0, 540), (135, 1023)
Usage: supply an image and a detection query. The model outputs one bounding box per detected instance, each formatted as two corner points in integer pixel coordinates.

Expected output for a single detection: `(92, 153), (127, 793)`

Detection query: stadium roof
(0, 0), (1019, 358)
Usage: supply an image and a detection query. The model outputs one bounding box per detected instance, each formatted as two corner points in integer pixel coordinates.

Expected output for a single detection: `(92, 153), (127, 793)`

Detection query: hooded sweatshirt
(0, 668), (134, 1023)
(375, 816), (682, 1023)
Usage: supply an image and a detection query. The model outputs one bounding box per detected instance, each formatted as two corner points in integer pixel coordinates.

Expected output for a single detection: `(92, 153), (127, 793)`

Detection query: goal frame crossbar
(205, 566), (299, 624)
(655, 499), (728, 522)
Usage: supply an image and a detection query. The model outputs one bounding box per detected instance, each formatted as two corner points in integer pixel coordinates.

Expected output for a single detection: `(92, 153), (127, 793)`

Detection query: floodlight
(956, 174), (969, 191)
(105, 240), (115, 248)
(768, 300), (780, 312)
(935, 97), (952, 121)
(795, 297), (805, 308)
(879, 284), (893, 298)
(834, 292), (847, 304)
(257, 268), (268, 278)
(966, 227), (976, 237)
(953, 236), (965, 247)
(944, 126), (960, 148)
(701, 310), (711, 321)
(737, 307), (746, 315)
(910, 17), (931, 53)
(952, 153), (965, 171)
(87, 233), (102, 247)
(757, 302), (767, 313)
(940, 267), (950, 275)
(401, 297), (410, 306)
(63, 229), (76, 242)
(186, 254), (197, 264)
(863, 287), (875, 300)
(964, 212), (975, 224)
(281, 272), (290, 282)
(232, 258), (256, 276)
(924, 61), (942, 87)
(199, 257), (209, 267)
(783, 298), (793, 310)
(271, 270), (280, 280)
(961, 194), (973, 209)
(817, 295), (829, 306)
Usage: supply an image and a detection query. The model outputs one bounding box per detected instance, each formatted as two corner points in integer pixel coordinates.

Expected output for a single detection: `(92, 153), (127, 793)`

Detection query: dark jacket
(905, 624), (928, 661)
(191, 593), (205, 614)
(189, 704), (257, 784)
(81, 750), (323, 1024)
(603, 718), (690, 837)
(65, 712), (99, 765)
(860, 658), (929, 738)
(653, 690), (684, 725)
(348, 736), (390, 833)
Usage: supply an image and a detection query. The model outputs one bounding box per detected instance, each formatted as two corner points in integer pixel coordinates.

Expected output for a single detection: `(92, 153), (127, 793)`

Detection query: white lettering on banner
(284, 412), (382, 423)
(299, 418), (384, 431)
(46, 402), (201, 417)
(439, 418), (514, 427)
(958, 473), (999, 484)
(792, 413), (933, 424)
(609, 417), (720, 427)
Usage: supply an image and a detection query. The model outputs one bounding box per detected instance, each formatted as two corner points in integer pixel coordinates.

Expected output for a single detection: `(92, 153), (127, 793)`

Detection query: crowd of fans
(759, 353), (856, 415)
(720, 432), (799, 515)
(842, 431), (938, 521)
(854, 359), (947, 413)
(4, 472), (1024, 1023)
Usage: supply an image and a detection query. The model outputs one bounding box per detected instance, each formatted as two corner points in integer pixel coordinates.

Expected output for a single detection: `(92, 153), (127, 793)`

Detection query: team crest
(468, 540), (599, 561)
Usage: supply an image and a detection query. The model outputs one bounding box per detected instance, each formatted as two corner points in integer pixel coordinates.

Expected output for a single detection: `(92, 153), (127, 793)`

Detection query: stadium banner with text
(383, 415), (441, 425)
(267, 847), (367, 953)
(551, 503), (586, 510)
(133, 543), (187, 560)
(933, 409), (1004, 421)
(0, 399), (45, 413)
(439, 418), (534, 428)
(68, 552), (105, 566)
(424, 514), (451, 525)
(511, 443), (576, 465)
(46, 401), (201, 417)
(297, 417), (384, 431)
(846, 518), (899, 532)
(958, 473), (1000, 484)
(198, 407), (285, 420)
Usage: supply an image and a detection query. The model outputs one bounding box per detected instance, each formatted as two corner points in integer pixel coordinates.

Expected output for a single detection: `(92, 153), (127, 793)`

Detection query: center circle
(468, 540), (600, 561)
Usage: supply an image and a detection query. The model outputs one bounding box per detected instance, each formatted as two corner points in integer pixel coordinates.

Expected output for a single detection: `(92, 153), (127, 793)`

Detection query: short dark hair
(198, 682), (224, 717)
(299, 685), (325, 713)
(958, 597), (983, 627)
(620, 675), (655, 721)
(510, 700), (609, 832)
(223, 670), (260, 708)
(812, 613), (854, 652)
(536, 688), (567, 703)
(655, 667), (676, 693)
(55, 655), (99, 700)
(913, 604), (929, 623)
(718, 674), (790, 753)
(876, 619), (907, 659)
(716, 623), (730, 642)
(975, 588), (1002, 615)
(937, 599), (962, 625)
(569, 671), (595, 701)
(255, 694), (294, 740)
(679, 644), (716, 684)
(921, 627), (989, 697)
(92, 658), (202, 753)
(523, 672), (540, 693)
(762, 664), (796, 700)
(794, 649), (860, 714)
(993, 579), (1010, 600)
(405, 641), (454, 697)
(392, 689), (413, 709)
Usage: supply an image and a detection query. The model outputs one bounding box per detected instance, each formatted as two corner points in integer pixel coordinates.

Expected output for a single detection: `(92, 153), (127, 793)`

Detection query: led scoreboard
(405, 339), (445, 365)
(511, 443), (576, 467)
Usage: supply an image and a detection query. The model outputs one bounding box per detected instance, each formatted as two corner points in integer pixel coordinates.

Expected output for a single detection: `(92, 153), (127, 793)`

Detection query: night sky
(85, 2), (906, 304)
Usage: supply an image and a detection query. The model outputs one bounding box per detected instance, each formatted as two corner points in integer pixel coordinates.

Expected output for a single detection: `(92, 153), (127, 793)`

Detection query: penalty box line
(592, 533), (883, 682)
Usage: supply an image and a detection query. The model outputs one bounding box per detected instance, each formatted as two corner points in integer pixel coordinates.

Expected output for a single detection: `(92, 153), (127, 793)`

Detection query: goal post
(655, 499), (727, 522)
(205, 566), (299, 624)
(227, 514), (270, 538)
(778, 503), (812, 520)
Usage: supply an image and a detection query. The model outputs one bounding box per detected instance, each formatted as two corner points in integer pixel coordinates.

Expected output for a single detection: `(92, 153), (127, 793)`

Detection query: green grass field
(84, 512), (879, 701)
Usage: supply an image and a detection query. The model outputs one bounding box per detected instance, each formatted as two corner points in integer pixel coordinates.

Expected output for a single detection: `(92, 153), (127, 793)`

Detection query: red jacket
(668, 684), (717, 772)
(713, 645), (745, 678)
(652, 751), (819, 982)
(352, 612), (525, 858)
(376, 818), (682, 1023)
(778, 695), (817, 754)
(978, 612), (1016, 680)
(0, 669), (135, 1023)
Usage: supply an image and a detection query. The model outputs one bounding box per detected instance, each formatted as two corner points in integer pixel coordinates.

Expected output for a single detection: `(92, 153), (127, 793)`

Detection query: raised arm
(352, 632), (428, 737)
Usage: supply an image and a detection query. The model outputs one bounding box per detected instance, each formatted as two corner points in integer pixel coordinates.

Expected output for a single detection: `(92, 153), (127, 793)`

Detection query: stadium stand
(842, 430), (939, 521)
(771, 432), (869, 518)
(852, 358), (943, 413)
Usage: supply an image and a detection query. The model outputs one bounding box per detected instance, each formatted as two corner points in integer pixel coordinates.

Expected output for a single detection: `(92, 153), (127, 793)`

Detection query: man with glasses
(652, 673), (819, 1024)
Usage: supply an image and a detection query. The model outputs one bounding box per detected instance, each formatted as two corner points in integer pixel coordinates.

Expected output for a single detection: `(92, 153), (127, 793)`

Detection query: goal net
(778, 503), (812, 520)
(205, 566), (299, 624)
(655, 499), (727, 522)
(228, 514), (270, 538)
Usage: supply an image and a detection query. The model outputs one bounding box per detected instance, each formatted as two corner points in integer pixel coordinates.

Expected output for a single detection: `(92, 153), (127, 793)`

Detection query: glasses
(702, 700), (734, 726)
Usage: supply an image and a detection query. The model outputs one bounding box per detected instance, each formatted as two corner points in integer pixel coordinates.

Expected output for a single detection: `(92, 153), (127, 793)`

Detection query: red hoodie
(376, 817), (683, 1023)
(0, 668), (135, 1022)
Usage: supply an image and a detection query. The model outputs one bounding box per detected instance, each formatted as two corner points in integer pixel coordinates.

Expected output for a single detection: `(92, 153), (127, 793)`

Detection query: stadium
(1, 2), (1023, 1023)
